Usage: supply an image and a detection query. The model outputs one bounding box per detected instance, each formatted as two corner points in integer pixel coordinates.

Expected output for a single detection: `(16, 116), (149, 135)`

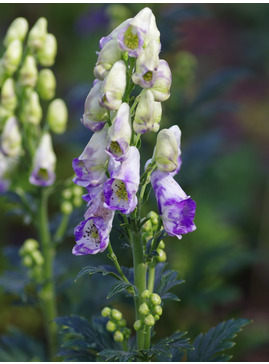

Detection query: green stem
(144, 263), (156, 350)
(107, 242), (130, 284)
(53, 212), (70, 244)
(38, 188), (57, 360)
(131, 231), (147, 350)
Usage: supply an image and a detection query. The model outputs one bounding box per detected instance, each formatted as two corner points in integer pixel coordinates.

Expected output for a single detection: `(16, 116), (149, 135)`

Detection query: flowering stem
(107, 242), (130, 285)
(131, 230), (147, 350)
(38, 188), (57, 359)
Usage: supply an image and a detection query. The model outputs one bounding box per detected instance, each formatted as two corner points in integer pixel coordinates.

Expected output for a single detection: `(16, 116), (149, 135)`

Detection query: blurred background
(0, 3), (269, 361)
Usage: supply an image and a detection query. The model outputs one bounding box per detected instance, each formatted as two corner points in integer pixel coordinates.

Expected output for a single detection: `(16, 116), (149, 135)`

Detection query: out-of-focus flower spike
(29, 132), (56, 187)
(150, 60), (172, 102)
(37, 69), (56, 100)
(37, 33), (57, 67)
(1, 78), (17, 111)
(0, 116), (22, 157)
(27, 17), (47, 51)
(18, 55), (38, 88)
(4, 17), (29, 47)
(0, 151), (18, 194)
(2, 40), (23, 76)
(47, 99), (68, 134)
(20, 89), (42, 125)
(94, 39), (122, 80)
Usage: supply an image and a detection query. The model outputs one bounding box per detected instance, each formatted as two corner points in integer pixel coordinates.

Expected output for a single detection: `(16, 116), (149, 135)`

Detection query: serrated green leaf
(75, 265), (121, 282)
(107, 281), (136, 299)
(154, 263), (184, 301)
(188, 318), (251, 362)
(98, 349), (138, 362)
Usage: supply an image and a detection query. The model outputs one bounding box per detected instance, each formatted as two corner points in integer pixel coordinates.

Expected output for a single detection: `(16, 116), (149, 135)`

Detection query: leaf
(188, 318), (251, 362)
(154, 263), (184, 301)
(75, 265), (122, 282)
(107, 281), (136, 299)
(98, 349), (138, 362)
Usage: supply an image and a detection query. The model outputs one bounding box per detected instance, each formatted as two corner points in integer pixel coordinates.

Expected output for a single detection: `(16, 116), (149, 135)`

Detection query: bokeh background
(0, 3), (269, 361)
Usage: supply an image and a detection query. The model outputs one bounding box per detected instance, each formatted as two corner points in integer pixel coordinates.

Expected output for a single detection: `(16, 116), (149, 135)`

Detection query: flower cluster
(0, 17), (68, 191)
(73, 7), (196, 256)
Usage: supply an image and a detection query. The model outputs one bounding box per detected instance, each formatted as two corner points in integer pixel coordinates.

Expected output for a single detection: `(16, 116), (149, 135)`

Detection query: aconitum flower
(133, 90), (162, 133)
(151, 170), (196, 239)
(73, 125), (109, 188)
(82, 80), (109, 132)
(106, 102), (132, 160)
(0, 117), (22, 157)
(4, 17), (29, 47)
(99, 60), (126, 110)
(103, 146), (140, 214)
(94, 39), (122, 80)
(150, 60), (172, 102)
(29, 132), (56, 186)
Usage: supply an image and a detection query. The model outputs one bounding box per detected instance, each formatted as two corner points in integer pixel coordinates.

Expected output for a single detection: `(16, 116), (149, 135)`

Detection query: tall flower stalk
(73, 7), (196, 351)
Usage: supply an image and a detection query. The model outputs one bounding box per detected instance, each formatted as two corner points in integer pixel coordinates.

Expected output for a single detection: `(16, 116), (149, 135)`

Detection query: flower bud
(27, 17), (47, 51)
(94, 39), (122, 80)
(141, 289), (151, 298)
(148, 211), (159, 226)
(139, 302), (149, 316)
(32, 250), (44, 266)
(154, 305), (163, 316)
(122, 327), (131, 339)
(157, 248), (166, 262)
(23, 238), (39, 252)
(111, 308), (123, 321)
(154, 128), (179, 173)
(133, 90), (162, 134)
(20, 90), (42, 125)
(0, 117), (22, 157)
(62, 188), (72, 200)
(150, 293), (161, 305)
(118, 318), (126, 327)
(154, 315), (160, 321)
(37, 69), (56, 100)
(2, 40), (23, 75)
(4, 17), (29, 47)
(61, 201), (73, 215)
(133, 320), (143, 331)
(158, 240), (165, 249)
(1, 78), (17, 111)
(114, 330), (124, 342)
(151, 60), (172, 102)
(37, 33), (57, 66)
(47, 99), (68, 134)
(19, 55), (38, 88)
(99, 60), (126, 111)
(73, 196), (82, 208)
(142, 220), (152, 232)
(144, 314), (155, 327)
(101, 307), (111, 317)
(73, 185), (83, 197)
(106, 320), (116, 332)
(22, 255), (33, 267)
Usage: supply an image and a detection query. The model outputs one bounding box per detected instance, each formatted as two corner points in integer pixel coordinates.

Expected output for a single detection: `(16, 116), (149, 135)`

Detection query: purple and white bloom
(133, 90), (162, 134)
(94, 39), (122, 80)
(151, 170), (196, 239)
(154, 125), (181, 173)
(1, 78), (17, 111)
(106, 102), (132, 160)
(82, 80), (109, 132)
(132, 39), (160, 88)
(1, 117), (22, 157)
(84, 188), (114, 222)
(99, 61), (126, 111)
(103, 146), (140, 214)
(73, 125), (109, 188)
(150, 60), (172, 102)
(29, 132), (56, 187)
(99, 19), (130, 49)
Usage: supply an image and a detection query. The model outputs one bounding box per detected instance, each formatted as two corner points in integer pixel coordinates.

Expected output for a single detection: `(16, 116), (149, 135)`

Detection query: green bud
(122, 328), (131, 338)
(47, 98), (68, 134)
(62, 188), (72, 200)
(106, 320), (116, 332)
(21, 239), (39, 253)
(37, 69), (56, 100)
(139, 303), (149, 316)
(3, 40), (23, 75)
(118, 318), (126, 327)
(158, 240), (165, 249)
(157, 248), (167, 262)
(4, 17), (29, 47)
(147, 211), (159, 226)
(61, 201), (73, 215)
(31, 250), (44, 266)
(73, 196), (82, 208)
(19, 55), (38, 88)
(101, 307), (111, 317)
(1, 78), (17, 111)
(20, 90), (42, 125)
(73, 185), (83, 197)
(154, 305), (163, 316)
(150, 293), (161, 306)
(37, 33), (57, 67)
(22, 255), (33, 267)
(27, 17), (47, 51)
(154, 315), (160, 321)
(141, 290), (151, 299)
(111, 309), (122, 321)
(142, 220), (152, 232)
(133, 320), (143, 331)
(114, 330), (124, 342)
(144, 314), (155, 327)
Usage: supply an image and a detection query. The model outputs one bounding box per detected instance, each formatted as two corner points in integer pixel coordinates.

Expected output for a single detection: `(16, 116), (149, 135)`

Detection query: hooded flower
(81, 80), (109, 132)
(29, 132), (56, 186)
(73, 125), (109, 188)
(150, 60), (172, 102)
(1, 116), (22, 157)
(94, 39), (122, 80)
(99, 19), (130, 49)
(103, 146), (140, 214)
(133, 90), (162, 133)
(99, 60), (126, 110)
(106, 102), (132, 160)
(151, 170), (196, 239)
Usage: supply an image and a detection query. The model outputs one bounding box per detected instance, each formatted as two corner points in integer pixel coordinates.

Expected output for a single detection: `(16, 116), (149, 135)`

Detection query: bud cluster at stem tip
(102, 307), (131, 342)
(134, 291), (163, 330)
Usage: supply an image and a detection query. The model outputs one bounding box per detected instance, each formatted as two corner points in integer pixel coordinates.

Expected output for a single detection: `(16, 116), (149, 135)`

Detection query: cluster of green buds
(134, 291), (163, 330)
(142, 211), (166, 262)
(0, 17), (68, 191)
(102, 307), (131, 343)
(19, 238), (44, 283)
(61, 184), (84, 215)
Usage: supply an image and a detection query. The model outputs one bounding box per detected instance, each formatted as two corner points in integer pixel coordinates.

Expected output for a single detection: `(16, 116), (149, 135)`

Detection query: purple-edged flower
(94, 39), (122, 80)
(133, 90), (162, 134)
(106, 102), (132, 160)
(117, 24), (144, 58)
(99, 60), (126, 110)
(29, 133), (56, 187)
(73, 125), (109, 188)
(103, 146), (140, 214)
(151, 170), (196, 239)
(81, 80), (109, 132)
(150, 60), (172, 102)
(99, 19), (130, 49)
